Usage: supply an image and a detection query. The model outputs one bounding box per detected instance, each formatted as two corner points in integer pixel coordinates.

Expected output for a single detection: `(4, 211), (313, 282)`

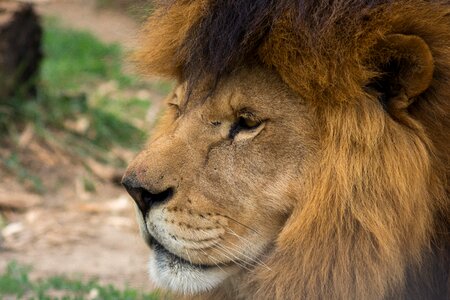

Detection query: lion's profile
(122, 0), (449, 299)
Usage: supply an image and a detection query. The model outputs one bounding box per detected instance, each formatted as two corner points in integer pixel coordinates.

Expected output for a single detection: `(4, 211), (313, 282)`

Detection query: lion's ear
(368, 34), (434, 112)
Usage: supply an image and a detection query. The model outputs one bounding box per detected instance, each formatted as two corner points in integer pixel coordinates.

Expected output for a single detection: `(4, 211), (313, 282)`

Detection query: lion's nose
(122, 176), (174, 216)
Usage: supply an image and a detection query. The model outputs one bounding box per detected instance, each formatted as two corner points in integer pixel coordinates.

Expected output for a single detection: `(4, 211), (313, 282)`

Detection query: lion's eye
(229, 116), (262, 139)
(168, 103), (181, 118)
(239, 117), (259, 129)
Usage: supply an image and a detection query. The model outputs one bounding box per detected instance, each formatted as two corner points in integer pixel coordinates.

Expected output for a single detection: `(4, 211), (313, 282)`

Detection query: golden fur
(125, 1), (450, 299)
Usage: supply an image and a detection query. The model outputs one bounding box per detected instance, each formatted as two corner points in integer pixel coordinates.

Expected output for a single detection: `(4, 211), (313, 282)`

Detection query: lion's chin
(147, 241), (235, 295)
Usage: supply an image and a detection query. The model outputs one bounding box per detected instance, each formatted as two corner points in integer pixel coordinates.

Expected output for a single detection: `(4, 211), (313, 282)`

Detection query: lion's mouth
(145, 234), (236, 294)
(148, 235), (229, 270)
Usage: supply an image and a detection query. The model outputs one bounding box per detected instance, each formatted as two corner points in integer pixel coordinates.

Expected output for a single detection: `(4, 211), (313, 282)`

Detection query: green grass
(41, 18), (133, 92)
(0, 262), (159, 300)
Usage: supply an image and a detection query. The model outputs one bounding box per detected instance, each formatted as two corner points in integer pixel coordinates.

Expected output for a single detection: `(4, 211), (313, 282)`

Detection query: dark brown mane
(136, 1), (450, 101)
(179, 0), (393, 90)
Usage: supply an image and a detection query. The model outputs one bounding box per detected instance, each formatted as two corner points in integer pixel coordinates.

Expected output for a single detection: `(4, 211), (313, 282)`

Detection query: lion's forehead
(180, 68), (305, 121)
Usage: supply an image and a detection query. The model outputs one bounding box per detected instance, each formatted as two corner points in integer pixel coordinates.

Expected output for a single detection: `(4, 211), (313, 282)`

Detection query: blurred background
(0, 0), (170, 298)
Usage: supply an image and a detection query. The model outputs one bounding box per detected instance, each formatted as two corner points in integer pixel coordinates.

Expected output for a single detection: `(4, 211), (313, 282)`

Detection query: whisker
(167, 226), (265, 273)
(194, 229), (263, 272)
(214, 240), (264, 269)
(197, 228), (268, 270)
(172, 231), (230, 274)
(196, 247), (229, 275)
(184, 249), (193, 264)
(221, 242), (264, 266)
(225, 228), (272, 270)
(214, 243), (246, 264)
(210, 247), (253, 272)
(222, 215), (262, 236)
(220, 242), (272, 271)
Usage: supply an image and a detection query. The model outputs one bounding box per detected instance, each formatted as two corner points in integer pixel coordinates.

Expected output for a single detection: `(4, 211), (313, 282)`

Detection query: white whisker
(222, 215), (262, 236)
(184, 249), (193, 264)
(225, 228), (272, 271)
(209, 247), (253, 272)
(196, 247), (229, 275)
(196, 228), (268, 270)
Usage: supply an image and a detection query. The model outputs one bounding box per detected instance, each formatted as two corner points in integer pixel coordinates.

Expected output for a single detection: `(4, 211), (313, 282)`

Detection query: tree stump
(0, 1), (42, 100)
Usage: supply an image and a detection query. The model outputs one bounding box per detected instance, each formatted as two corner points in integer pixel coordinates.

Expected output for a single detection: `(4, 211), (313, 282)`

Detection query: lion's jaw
(124, 68), (314, 295)
(146, 226), (234, 294)
(137, 203), (245, 294)
(148, 252), (229, 295)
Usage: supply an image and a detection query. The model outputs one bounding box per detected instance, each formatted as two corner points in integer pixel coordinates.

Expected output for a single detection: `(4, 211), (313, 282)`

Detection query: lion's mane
(136, 1), (449, 298)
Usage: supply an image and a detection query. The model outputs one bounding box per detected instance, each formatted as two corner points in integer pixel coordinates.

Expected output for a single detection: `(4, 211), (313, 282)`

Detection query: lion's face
(123, 68), (316, 294)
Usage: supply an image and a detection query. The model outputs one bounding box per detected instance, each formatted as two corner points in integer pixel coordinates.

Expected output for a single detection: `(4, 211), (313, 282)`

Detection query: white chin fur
(148, 251), (231, 295)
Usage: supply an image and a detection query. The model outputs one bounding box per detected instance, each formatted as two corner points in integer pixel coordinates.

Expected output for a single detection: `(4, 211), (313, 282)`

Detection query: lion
(122, 0), (450, 299)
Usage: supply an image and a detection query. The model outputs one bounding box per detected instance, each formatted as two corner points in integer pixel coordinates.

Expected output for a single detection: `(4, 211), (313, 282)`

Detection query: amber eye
(238, 117), (260, 129)
(229, 116), (261, 139)
(168, 103), (181, 118)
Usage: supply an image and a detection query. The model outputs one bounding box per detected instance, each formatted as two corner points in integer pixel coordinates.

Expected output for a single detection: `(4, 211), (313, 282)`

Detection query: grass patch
(41, 18), (133, 92)
(0, 262), (159, 299)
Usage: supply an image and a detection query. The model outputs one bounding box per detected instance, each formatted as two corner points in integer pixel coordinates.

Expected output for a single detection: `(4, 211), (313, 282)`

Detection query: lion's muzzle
(122, 174), (174, 216)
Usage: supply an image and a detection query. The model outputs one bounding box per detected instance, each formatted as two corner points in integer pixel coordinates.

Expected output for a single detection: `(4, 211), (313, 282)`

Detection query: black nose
(122, 176), (174, 215)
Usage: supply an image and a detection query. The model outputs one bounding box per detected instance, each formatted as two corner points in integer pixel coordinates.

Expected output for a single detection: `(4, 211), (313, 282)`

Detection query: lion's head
(124, 67), (315, 294)
(123, 1), (449, 299)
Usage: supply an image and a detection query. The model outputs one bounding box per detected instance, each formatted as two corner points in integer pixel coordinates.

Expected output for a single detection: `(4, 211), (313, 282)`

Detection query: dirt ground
(0, 0), (158, 292)
(36, 0), (140, 48)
